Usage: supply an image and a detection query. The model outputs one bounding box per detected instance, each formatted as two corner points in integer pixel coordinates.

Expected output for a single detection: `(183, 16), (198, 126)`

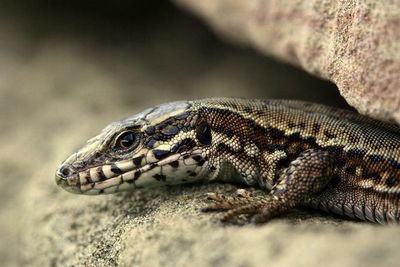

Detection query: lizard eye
(196, 119), (212, 146)
(115, 131), (139, 150)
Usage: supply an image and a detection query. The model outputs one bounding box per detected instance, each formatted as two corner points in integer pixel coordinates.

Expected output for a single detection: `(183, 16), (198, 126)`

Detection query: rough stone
(175, 0), (400, 123)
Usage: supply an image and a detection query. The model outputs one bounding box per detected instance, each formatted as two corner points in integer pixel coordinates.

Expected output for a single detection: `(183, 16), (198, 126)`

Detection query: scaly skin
(55, 98), (400, 224)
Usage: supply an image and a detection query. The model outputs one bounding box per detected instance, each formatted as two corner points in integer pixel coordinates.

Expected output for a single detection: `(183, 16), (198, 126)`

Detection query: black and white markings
(191, 154), (206, 166)
(132, 155), (144, 166)
(134, 170), (141, 180)
(171, 138), (197, 154)
(196, 120), (212, 146)
(153, 174), (167, 181)
(161, 125), (179, 136)
(110, 164), (123, 175)
(169, 161), (179, 168)
(153, 149), (172, 160)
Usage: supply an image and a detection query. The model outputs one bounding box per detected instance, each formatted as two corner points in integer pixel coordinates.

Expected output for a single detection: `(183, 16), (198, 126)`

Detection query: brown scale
(195, 98), (400, 224)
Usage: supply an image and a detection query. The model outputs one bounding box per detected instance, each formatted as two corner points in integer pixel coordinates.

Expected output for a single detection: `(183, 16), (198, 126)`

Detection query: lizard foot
(201, 190), (273, 222)
(200, 189), (256, 211)
(201, 192), (278, 223)
(201, 150), (335, 223)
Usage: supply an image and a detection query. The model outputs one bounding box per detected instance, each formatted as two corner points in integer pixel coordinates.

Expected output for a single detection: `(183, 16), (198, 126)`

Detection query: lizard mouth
(56, 151), (207, 195)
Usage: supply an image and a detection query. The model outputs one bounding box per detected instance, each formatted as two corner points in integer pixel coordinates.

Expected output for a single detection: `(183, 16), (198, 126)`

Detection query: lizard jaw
(56, 152), (208, 195)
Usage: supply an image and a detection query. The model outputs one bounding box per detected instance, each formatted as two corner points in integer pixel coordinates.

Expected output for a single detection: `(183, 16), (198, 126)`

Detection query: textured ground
(176, 0), (400, 124)
(1, 1), (400, 267)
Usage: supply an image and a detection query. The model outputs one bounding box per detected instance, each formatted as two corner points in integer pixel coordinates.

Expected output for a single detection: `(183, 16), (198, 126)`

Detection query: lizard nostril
(56, 165), (75, 179)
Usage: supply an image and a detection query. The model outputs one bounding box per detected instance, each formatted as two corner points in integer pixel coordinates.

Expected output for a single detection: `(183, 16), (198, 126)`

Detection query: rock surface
(175, 0), (400, 123)
(1, 2), (400, 267)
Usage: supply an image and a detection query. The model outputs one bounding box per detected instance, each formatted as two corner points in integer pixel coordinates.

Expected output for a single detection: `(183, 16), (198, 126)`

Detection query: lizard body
(56, 98), (400, 224)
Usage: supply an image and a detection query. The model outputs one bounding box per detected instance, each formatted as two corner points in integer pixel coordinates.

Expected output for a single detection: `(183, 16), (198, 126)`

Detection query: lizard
(55, 98), (400, 224)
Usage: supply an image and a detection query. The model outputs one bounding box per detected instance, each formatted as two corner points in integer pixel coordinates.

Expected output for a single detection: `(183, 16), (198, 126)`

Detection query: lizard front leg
(202, 149), (336, 223)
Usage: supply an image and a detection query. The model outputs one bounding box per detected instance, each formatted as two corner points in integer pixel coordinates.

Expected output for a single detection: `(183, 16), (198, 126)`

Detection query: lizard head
(55, 100), (214, 195)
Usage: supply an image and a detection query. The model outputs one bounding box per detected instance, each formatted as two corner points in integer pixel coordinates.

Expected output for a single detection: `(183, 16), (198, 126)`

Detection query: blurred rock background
(1, 1), (399, 267)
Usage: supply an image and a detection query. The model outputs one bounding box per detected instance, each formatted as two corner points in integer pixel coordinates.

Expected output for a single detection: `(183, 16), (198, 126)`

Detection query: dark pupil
(119, 132), (136, 148)
(196, 120), (212, 146)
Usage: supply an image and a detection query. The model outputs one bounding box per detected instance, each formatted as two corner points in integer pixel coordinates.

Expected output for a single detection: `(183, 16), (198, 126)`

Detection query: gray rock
(175, 0), (400, 123)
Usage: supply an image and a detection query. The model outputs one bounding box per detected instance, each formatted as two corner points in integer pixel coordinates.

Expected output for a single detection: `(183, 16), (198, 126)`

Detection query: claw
(221, 203), (264, 222)
(201, 202), (235, 212)
(202, 192), (227, 202)
(199, 190), (268, 220)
